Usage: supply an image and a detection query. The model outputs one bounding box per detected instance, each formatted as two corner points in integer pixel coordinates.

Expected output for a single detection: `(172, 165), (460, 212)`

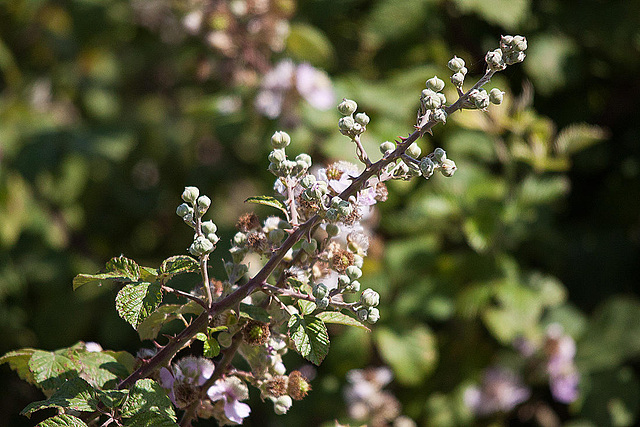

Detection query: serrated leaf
(97, 389), (129, 408)
(0, 348), (37, 384)
(73, 255), (141, 290)
(103, 350), (136, 375)
(195, 333), (221, 358)
(245, 196), (288, 217)
(21, 377), (98, 416)
(317, 311), (371, 331)
(37, 414), (88, 427)
(115, 282), (163, 329)
(72, 351), (128, 389)
(28, 350), (81, 391)
(136, 302), (204, 340)
(121, 379), (178, 427)
(159, 255), (199, 279)
(140, 266), (158, 282)
(374, 325), (438, 386)
(288, 314), (330, 365)
(297, 299), (316, 315)
(238, 303), (271, 323)
(287, 277), (305, 289)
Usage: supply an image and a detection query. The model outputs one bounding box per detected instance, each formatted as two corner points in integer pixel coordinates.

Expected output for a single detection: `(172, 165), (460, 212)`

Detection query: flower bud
(269, 149), (287, 165)
(421, 89), (442, 110)
(176, 203), (191, 217)
(197, 195), (211, 210)
(281, 160), (297, 175)
(420, 157), (435, 179)
(295, 153), (312, 169)
(182, 186), (200, 204)
(451, 72), (465, 86)
(504, 50), (526, 65)
(353, 254), (364, 268)
(269, 228), (285, 243)
(355, 112), (370, 126)
(189, 235), (214, 256)
(273, 395), (293, 415)
(485, 48), (505, 71)
(406, 143), (421, 158)
(271, 131), (291, 149)
(447, 56), (466, 72)
(302, 238), (317, 255)
(338, 116), (355, 133)
(337, 202), (352, 217)
(360, 288), (380, 307)
(206, 233), (220, 244)
(233, 232), (247, 246)
(367, 307), (380, 324)
(489, 88), (505, 105)
(346, 265), (362, 281)
(439, 158), (457, 177)
(433, 147), (447, 163)
(325, 208), (339, 223)
(346, 280), (361, 293)
(433, 109), (447, 124)
(202, 220), (217, 234)
(338, 274), (351, 288)
(316, 297), (329, 310)
(380, 141), (396, 154)
(326, 223), (340, 237)
(312, 283), (328, 299)
(426, 76), (445, 92)
(357, 308), (368, 322)
(470, 89), (490, 110)
(300, 174), (316, 188)
(512, 35), (527, 52)
(337, 99), (357, 116)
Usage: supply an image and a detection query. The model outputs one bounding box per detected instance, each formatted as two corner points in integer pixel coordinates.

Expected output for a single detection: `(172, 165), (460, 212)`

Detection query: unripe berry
(312, 283), (328, 299)
(326, 223), (340, 237)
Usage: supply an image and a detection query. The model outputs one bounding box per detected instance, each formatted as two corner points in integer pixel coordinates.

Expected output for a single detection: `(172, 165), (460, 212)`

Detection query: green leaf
(159, 255), (199, 279)
(297, 299), (316, 315)
(115, 282), (163, 329)
(238, 302), (271, 323)
(97, 389), (129, 408)
(195, 332), (221, 358)
(136, 302), (204, 341)
(72, 350), (129, 389)
(317, 311), (371, 331)
(37, 414), (88, 427)
(288, 314), (330, 365)
(0, 348), (37, 384)
(244, 196), (288, 218)
(73, 255), (141, 290)
(451, 0), (530, 30)
(286, 23), (335, 68)
(121, 379), (178, 427)
(555, 123), (608, 155)
(28, 350), (80, 391)
(375, 325), (438, 386)
(21, 377), (98, 416)
(140, 266), (159, 282)
(579, 367), (640, 427)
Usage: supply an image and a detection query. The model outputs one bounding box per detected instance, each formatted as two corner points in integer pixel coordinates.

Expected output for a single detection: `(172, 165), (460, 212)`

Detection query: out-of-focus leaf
(288, 314), (330, 365)
(374, 325), (437, 386)
(556, 123), (608, 155)
(543, 304), (588, 339)
(286, 23), (335, 68)
(524, 34), (578, 95)
(528, 272), (567, 307)
(21, 377), (97, 416)
(120, 379), (178, 427)
(518, 175), (570, 206)
(580, 367), (640, 427)
(452, 0), (530, 30)
(363, 0), (434, 44)
(115, 282), (162, 329)
(577, 297), (640, 372)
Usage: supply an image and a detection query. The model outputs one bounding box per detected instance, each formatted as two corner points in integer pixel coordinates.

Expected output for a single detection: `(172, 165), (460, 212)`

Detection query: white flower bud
(353, 254), (364, 268)
(355, 112), (370, 126)
(346, 265), (362, 281)
(451, 72), (465, 86)
(233, 232), (247, 246)
(197, 195), (211, 209)
(182, 186), (200, 203)
(273, 395), (293, 415)
(433, 109), (447, 123)
(426, 76), (445, 92)
(367, 307), (380, 324)
(338, 116), (355, 132)
(176, 203), (191, 217)
(360, 288), (380, 307)
(201, 220), (217, 234)
(421, 89), (442, 110)
(512, 35), (527, 52)
(337, 99), (357, 116)
(338, 275), (351, 288)
(380, 141), (396, 154)
(420, 157), (435, 179)
(347, 280), (361, 293)
(489, 88), (505, 105)
(206, 233), (220, 244)
(269, 149), (287, 165)
(295, 153), (312, 169)
(485, 48), (505, 71)
(189, 235), (214, 256)
(447, 56), (466, 72)
(406, 143), (421, 158)
(439, 158), (457, 177)
(300, 174), (316, 188)
(271, 131), (291, 149)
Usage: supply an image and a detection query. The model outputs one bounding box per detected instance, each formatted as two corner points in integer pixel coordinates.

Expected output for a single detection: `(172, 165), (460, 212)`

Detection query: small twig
(162, 285), (209, 311)
(353, 135), (372, 167)
(286, 179), (299, 226)
(262, 283), (357, 311)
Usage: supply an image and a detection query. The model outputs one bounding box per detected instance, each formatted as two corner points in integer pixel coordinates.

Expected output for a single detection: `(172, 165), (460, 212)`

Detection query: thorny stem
(179, 334), (243, 427)
(262, 283), (357, 311)
(82, 66), (501, 426)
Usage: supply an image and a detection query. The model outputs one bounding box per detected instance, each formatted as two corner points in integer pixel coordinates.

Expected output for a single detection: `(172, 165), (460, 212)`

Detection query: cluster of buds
(337, 99), (370, 140)
(448, 56), (468, 88)
(418, 76), (448, 125)
(268, 131), (312, 178)
(176, 186), (220, 257)
(485, 35), (528, 71)
(416, 148), (457, 179)
(355, 288), (380, 324)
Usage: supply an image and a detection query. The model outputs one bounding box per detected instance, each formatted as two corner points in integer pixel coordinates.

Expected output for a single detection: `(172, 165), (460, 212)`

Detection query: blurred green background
(1, 0), (639, 426)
